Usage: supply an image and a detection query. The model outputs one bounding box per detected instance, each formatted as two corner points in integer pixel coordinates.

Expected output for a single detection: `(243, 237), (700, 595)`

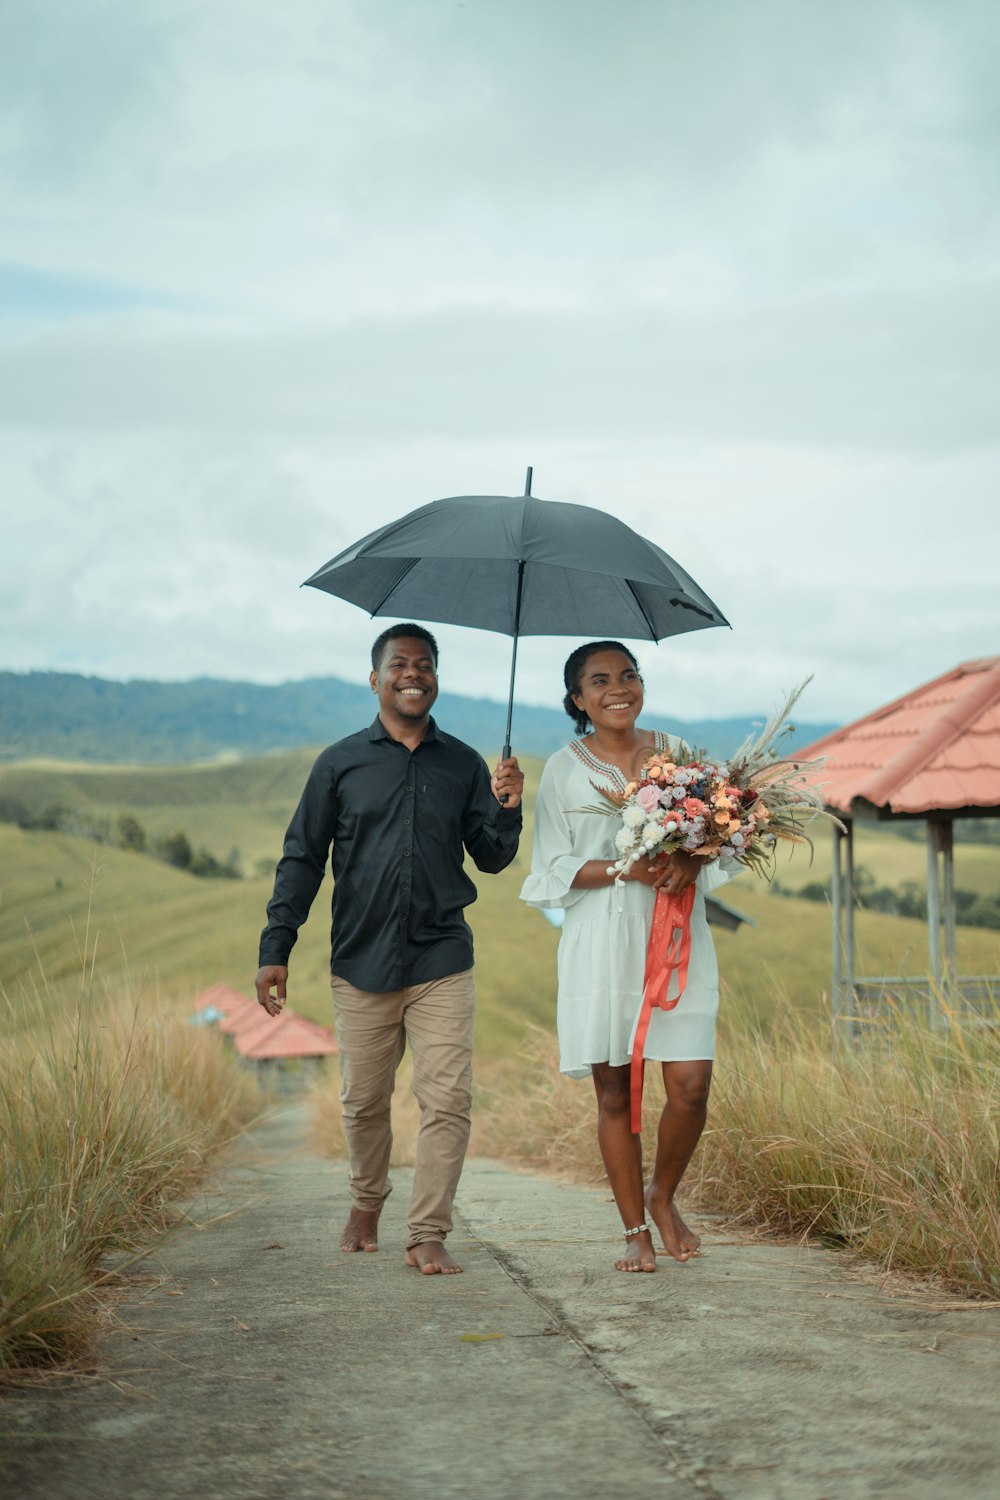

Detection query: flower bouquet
(578, 681), (835, 1131)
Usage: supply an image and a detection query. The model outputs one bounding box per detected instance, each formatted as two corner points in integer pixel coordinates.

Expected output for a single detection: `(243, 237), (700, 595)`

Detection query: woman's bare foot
(340, 1207), (380, 1253)
(669, 1202), (702, 1255)
(614, 1229), (657, 1273)
(405, 1241), (463, 1275)
(645, 1190), (700, 1261)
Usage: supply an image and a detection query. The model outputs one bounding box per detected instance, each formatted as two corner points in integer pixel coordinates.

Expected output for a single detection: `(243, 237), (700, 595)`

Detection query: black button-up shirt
(258, 715), (522, 993)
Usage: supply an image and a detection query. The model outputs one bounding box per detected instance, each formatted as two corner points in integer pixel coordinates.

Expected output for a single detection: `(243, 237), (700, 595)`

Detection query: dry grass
(471, 1008), (1000, 1300)
(690, 1003), (1000, 1298)
(0, 978), (262, 1375)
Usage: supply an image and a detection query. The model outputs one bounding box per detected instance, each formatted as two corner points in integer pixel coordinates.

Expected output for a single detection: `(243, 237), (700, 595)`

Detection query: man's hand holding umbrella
(491, 755), (523, 809)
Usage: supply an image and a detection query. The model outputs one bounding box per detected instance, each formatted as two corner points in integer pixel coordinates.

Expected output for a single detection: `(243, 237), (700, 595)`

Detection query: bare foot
(614, 1229), (657, 1273)
(340, 1206), (380, 1253)
(645, 1190), (700, 1261)
(404, 1241), (463, 1275)
(669, 1202), (702, 1255)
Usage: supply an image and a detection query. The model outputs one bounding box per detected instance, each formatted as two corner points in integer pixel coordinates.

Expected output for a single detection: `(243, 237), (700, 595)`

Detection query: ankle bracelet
(623, 1222), (648, 1239)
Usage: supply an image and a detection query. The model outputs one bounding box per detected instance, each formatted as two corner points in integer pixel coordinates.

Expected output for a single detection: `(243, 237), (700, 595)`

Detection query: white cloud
(1, 0), (998, 728)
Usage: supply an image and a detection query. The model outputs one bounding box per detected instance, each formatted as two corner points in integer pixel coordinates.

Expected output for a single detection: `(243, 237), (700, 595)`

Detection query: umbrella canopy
(304, 474), (729, 754)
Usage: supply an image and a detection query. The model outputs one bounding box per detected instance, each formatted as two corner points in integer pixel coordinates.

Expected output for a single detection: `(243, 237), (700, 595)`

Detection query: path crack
(456, 1212), (723, 1500)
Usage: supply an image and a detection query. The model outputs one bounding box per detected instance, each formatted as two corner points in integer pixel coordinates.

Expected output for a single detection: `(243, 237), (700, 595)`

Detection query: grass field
(0, 821), (560, 1057)
(3, 749), (997, 1330)
(768, 821), (999, 898)
(2, 749), (997, 1046)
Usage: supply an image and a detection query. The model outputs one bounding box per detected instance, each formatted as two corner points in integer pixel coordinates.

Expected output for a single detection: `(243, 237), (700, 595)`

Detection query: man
(255, 624), (523, 1275)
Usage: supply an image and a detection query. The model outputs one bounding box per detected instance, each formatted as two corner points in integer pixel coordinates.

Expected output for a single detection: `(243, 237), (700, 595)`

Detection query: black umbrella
(304, 470), (729, 759)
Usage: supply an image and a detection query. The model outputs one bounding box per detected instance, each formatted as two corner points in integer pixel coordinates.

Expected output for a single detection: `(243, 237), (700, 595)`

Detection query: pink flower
(636, 784), (661, 814)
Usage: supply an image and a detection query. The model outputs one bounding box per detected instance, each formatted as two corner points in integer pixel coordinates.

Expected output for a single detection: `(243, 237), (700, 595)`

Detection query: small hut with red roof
(796, 657), (1000, 1029)
(192, 984), (338, 1080)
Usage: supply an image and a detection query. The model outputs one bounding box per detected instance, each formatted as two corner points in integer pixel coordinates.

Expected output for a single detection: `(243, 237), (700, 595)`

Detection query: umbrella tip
(524, 465), (533, 496)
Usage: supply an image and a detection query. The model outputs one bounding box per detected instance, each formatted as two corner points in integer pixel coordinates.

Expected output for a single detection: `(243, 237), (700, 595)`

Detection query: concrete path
(2, 1104), (999, 1500)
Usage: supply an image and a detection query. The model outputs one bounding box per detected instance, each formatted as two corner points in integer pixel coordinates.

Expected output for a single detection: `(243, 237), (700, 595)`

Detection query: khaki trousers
(330, 969), (476, 1249)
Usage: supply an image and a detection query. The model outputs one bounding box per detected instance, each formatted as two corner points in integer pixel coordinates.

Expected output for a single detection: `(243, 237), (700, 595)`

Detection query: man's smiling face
(371, 635), (439, 725)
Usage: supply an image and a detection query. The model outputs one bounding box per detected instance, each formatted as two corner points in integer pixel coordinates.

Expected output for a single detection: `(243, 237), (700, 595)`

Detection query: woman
(520, 641), (732, 1272)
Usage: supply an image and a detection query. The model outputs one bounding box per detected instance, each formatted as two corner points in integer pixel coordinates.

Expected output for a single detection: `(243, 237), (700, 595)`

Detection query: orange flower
(714, 811), (731, 826)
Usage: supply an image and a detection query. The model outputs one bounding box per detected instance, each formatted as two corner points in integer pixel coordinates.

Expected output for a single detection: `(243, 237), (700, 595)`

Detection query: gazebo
(796, 657), (1000, 1031)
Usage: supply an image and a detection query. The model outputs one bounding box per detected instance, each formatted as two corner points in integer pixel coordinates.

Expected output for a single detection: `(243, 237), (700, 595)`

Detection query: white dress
(519, 732), (734, 1077)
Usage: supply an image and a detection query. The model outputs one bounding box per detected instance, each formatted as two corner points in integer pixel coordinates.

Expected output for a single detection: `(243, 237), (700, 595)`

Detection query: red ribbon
(630, 884), (696, 1133)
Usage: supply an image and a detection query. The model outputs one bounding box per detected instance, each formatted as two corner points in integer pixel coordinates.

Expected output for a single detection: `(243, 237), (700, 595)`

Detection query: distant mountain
(0, 670), (839, 765)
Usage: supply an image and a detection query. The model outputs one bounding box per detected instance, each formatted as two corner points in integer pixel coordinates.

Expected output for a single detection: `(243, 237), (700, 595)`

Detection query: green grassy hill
(0, 751), (320, 872)
(769, 823), (999, 899)
(2, 751), (997, 1054)
(0, 821), (558, 1060)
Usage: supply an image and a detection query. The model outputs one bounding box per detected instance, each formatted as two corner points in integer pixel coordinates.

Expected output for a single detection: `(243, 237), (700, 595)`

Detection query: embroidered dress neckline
(568, 730), (668, 789)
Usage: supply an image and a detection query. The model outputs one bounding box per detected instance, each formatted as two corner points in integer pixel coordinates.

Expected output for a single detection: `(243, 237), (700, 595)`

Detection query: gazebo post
(843, 816), (856, 1035)
(926, 822), (943, 1025)
(833, 828), (839, 1026)
(941, 819), (956, 988)
(831, 822), (844, 1037)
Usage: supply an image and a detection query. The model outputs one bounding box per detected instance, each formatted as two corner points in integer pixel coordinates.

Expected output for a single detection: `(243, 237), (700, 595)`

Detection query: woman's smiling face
(572, 649), (643, 733)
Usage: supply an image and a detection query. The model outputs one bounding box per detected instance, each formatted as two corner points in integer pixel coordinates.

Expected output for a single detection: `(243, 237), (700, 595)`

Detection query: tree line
(773, 863), (1000, 931)
(0, 798), (242, 879)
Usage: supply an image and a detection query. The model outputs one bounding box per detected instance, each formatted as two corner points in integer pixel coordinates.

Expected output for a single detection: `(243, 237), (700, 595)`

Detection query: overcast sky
(2, 0), (997, 730)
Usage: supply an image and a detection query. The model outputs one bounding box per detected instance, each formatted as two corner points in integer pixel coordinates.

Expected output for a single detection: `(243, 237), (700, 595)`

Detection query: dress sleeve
(697, 858), (739, 895)
(519, 756), (590, 910)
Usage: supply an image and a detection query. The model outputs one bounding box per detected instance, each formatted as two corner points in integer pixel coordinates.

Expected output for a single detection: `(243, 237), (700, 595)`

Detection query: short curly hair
(562, 641), (641, 736)
(371, 623), (439, 673)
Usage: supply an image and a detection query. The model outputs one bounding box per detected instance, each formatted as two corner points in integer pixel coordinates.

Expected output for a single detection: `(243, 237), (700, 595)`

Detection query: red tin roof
(191, 983), (254, 1018)
(796, 657), (1000, 817)
(238, 1010), (339, 1060)
(192, 986), (338, 1059)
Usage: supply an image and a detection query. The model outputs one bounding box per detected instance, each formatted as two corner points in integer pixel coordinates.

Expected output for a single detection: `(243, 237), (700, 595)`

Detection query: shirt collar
(367, 713), (439, 744)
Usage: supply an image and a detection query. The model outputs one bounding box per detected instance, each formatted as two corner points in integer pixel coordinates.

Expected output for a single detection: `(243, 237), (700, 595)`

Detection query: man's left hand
(492, 756), (524, 809)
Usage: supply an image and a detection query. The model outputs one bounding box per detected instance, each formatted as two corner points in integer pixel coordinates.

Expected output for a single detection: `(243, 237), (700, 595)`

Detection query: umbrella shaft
(502, 560), (526, 763)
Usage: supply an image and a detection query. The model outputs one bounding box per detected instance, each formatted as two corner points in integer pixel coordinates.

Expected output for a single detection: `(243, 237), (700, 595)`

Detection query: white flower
(622, 803), (646, 829)
(615, 827), (635, 853)
(642, 823), (662, 849)
(664, 820), (677, 834)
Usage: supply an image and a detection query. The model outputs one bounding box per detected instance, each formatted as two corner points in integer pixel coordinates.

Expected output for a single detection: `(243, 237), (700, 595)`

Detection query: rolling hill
(0, 669), (839, 765)
(2, 750), (997, 1052)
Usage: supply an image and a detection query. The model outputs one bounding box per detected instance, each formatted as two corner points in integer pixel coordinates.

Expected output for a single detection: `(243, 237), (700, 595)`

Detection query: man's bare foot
(404, 1241), (463, 1275)
(340, 1207), (380, 1253)
(614, 1229), (657, 1273)
(645, 1190), (701, 1261)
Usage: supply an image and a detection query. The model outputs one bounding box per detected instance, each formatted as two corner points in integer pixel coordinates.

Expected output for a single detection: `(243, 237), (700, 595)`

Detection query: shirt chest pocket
(416, 774), (466, 847)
